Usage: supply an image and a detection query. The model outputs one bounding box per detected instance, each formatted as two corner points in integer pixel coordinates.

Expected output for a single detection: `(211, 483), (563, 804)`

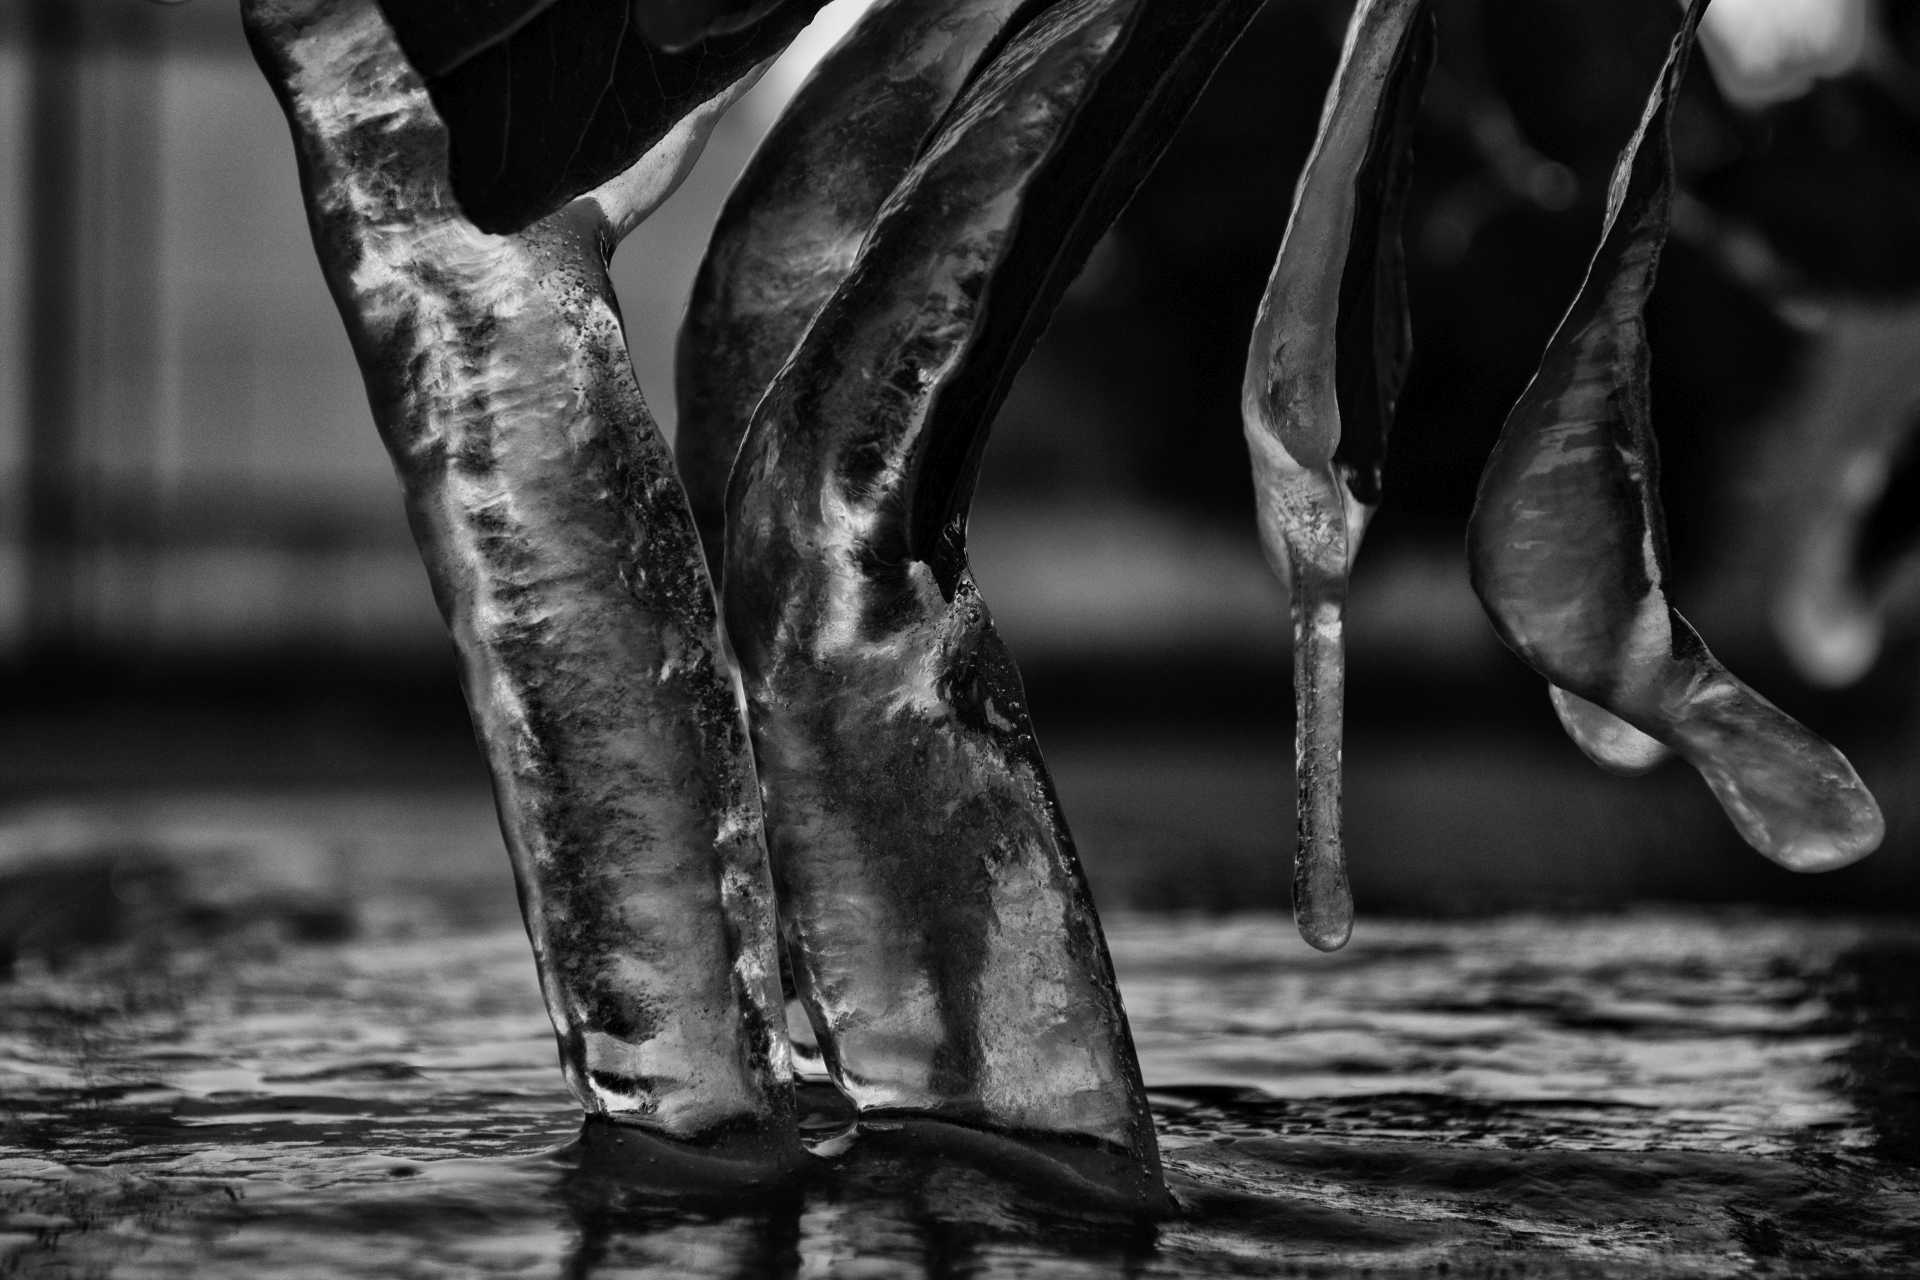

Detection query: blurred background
(5, 0), (1920, 931)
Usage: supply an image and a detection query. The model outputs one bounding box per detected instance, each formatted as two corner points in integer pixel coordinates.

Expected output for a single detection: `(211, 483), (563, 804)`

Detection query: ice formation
(246, 0), (795, 1144)
(1240, 0), (1433, 950)
(1466, 0), (1883, 872)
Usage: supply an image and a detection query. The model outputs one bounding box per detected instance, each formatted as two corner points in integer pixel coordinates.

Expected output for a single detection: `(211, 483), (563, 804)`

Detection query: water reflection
(552, 1104), (1164, 1280)
(4, 901), (1920, 1276)
(1828, 938), (1920, 1168)
(560, 1191), (804, 1280)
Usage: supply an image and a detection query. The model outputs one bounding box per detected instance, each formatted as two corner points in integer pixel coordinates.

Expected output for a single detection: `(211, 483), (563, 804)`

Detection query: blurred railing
(0, 0), (872, 666)
(2, 0), (419, 660)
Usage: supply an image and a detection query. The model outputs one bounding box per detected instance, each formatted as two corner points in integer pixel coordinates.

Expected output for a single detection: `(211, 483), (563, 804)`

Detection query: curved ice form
(246, 0), (795, 1142)
(1240, 0), (1433, 951)
(678, 0), (1024, 577)
(1466, 0), (1883, 873)
(724, 0), (1263, 1195)
(1549, 688), (1672, 776)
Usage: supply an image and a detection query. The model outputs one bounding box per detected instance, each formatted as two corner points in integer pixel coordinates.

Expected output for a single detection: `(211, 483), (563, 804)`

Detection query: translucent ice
(1467, 0), (1882, 872)
(247, 0), (794, 1141)
(677, 0), (1022, 577)
(1240, 0), (1433, 950)
(721, 0), (1262, 1194)
(1550, 688), (1672, 776)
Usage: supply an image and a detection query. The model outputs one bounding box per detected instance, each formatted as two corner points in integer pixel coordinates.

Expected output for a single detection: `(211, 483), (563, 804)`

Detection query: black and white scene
(4, 0), (1920, 1273)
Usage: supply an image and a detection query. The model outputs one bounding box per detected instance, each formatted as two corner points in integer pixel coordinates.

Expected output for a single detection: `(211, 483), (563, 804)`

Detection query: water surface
(2, 825), (1917, 1277)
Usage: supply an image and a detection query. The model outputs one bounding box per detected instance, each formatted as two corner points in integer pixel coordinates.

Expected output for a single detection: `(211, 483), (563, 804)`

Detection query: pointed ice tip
(1296, 906), (1353, 952)
(1765, 798), (1886, 874)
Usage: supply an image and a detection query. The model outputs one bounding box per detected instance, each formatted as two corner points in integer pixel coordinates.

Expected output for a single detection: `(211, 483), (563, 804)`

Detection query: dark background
(4, 0), (1920, 925)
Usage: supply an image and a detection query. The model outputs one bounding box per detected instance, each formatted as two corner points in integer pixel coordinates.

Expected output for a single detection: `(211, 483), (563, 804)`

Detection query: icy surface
(676, 0), (1022, 574)
(717, 0), (1260, 1172)
(247, 0), (790, 1133)
(1240, 0), (1429, 951)
(1549, 688), (1673, 776)
(1467, 0), (1882, 872)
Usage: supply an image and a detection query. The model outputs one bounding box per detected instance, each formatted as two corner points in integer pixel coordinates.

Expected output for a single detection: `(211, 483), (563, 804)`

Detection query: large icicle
(678, 0), (1025, 579)
(1240, 0), (1434, 951)
(246, 0), (796, 1156)
(1466, 0), (1883, 872)
(725, 0), (1267, 1206)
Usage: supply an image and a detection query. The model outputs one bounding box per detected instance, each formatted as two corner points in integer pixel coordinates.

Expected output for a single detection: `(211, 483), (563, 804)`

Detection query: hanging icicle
(1241, 0), (1434, 950)
(1467, 0), (1883, 872)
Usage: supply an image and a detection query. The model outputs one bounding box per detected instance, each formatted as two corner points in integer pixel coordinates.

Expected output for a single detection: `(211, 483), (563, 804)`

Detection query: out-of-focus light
(1698, 0), (1868, 108)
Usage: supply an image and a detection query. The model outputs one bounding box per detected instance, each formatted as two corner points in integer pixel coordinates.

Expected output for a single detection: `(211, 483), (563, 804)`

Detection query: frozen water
(1549, 687), (1673, 775)
(1467, 0), (1882, 872)
(1241, 0), (1431, 950)
(247, 0), (792, 1136)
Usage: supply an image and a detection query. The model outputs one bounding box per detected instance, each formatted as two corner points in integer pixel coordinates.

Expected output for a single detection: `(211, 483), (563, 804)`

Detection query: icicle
(1467, 0), (1883, 872)
(723, 0), (1264, 1199)
(1290, 572), (1355, 951)
(678, 0), (1024, 578)
(247, 0), (797, 1145)
(1241, 0), (1433, 950)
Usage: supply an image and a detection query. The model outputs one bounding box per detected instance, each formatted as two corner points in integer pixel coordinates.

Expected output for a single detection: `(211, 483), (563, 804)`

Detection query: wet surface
(3, 822), (1919, 1276)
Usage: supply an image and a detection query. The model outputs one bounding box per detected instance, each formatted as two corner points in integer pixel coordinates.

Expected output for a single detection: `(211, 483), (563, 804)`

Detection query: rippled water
(3, 832), (1918, 1277)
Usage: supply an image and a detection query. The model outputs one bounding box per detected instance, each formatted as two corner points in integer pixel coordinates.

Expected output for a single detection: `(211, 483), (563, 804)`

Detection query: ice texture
(1549, 688), (1673, 776)
(1240, 0), (1433, 951)
(677, 0), (1023, 578)
(245, 0), (794, 1141)
(717, 0), (1261, 1193)
(724, 0), (1157, 1164)
(1466, 0), (1883, 873)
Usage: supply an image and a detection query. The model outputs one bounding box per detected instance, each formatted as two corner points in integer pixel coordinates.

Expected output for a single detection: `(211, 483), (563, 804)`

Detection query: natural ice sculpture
(249, 0), (1269, 1198)
(719, 0), (1238, 1164)
(1240, 0), (1433, 951)
(242, 0), (1881, 1202)
(714, 0), (1263, 1188)
(1466, 0), (1883, 873)
(678, 0), (1024, 577)
(245, 0), (794, 1147)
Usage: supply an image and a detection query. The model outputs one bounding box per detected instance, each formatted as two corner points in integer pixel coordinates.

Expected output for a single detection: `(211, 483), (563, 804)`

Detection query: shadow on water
(1829, 936), (1920, 1169)
(553, 1105), (1165, 1280)
(5, 1052), (1920, 1277)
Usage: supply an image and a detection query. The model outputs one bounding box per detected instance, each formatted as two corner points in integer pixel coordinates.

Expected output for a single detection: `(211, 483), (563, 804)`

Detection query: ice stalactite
(1467, 0), (1883, 872)
(678, 0), (1026, 580)
(246, 0), (797, 1155)
(720, 0), (1264, 1202)
(1240, 0), (1434, 951)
